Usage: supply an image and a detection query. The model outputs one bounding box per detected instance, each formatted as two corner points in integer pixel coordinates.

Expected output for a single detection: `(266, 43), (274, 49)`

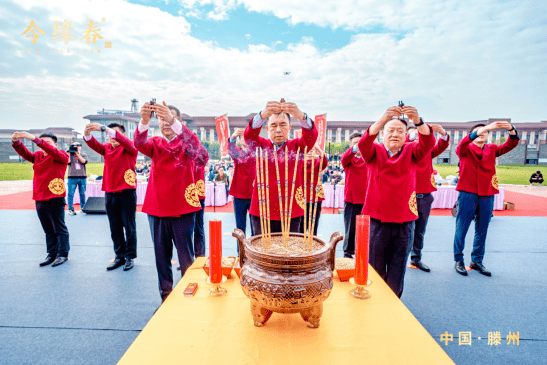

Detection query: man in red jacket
(228, 128), (255, 243)
(358, 105), (434, 298)
(244, 100), (318, 235)
(12, 132), (70, 267)
(84, 122), (139, 271)
(406, 124), (450, 272)
(341, 132), (368, 258)
(135, 101), (205, 302)
(167, 105), (209, 260)
(453, 121), (519, 277)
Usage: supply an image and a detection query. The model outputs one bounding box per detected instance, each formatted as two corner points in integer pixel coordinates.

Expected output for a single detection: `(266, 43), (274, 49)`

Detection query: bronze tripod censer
(233, 230), (343, 328)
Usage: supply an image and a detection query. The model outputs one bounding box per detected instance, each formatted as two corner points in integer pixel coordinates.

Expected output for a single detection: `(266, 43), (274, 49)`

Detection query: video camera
(68, 145), (78, 154)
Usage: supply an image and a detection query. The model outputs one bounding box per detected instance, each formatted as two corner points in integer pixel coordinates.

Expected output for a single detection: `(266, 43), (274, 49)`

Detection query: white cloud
(0, 0), (546, 135)
(245, 33), (251, 39)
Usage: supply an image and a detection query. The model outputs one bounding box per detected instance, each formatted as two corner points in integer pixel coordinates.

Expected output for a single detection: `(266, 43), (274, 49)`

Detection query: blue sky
(0, 0), (546, 132)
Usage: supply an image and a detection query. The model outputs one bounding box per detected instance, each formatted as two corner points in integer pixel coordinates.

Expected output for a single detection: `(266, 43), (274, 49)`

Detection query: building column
(529, 131), (536, 146)
(209, 128), (215, 143)
(200, 127), (206, 141)
(327, 129), (332, 142)
(336, 128), (341, 143)
(495, 130), (501, 143)
(344, 129), (350, 142)
(522, 131), (527, 145)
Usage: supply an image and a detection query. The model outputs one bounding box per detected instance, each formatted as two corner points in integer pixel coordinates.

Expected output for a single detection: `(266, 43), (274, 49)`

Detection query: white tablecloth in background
(322, 184), (345, 209)
(204, 183), (227, 206)
(68, 181), (147, 205)
(321, 184), (505, 211)
(431, 186), (505, 211)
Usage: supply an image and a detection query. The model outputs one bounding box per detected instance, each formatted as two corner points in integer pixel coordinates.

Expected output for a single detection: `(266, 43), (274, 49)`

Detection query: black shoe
(455, 261), (468, 276)
(51, 257), (68, 267)
(107, 258), (125, 271)
(343, 254), (354, 259)
(176, 266), (181, 270)
(39, 256), (56, 267)
(470, 262), (492, 276)
(123, 258), (134, 271)
(411, 261), (431, 272)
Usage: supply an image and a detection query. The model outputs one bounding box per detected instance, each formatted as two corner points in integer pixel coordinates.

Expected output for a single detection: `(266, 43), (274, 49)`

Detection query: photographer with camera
(67, 142), (88, 215)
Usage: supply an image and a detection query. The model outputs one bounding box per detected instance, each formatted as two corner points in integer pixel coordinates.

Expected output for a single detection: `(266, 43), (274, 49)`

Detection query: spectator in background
(67, 142), (88, 215)
(214, 166), (230, 197)
(530, 171), (543, 186)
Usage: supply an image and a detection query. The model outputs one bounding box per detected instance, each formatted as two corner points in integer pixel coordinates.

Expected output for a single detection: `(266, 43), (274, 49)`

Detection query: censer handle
(327, 231), (344, 271)
(232, 228), (246, 266)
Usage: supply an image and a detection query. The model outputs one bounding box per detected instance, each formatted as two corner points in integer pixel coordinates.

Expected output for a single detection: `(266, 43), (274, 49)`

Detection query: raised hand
(378, 106), (403, 125)
(430, 124), (447, 136)
(140, 102), (153, 124)
(402, 106), (420, 124)
(260, 101), (282, 119)
(153, 101), (175, 125)
(84, 123), (102, 136)
(281, 101), (305, 121)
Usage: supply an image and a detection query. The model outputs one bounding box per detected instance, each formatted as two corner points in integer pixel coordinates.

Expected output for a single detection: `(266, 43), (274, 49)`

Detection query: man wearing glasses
(67, 142), (88, 215)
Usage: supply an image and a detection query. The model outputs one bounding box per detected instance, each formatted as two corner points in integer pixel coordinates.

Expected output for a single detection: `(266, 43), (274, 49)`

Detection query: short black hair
(266, 112), (291, 125)
(168, 105), (181, 119)
(470, 123), (486, 134)
(108, 123), (125, 133)
(39, 133), (57, 143)
(385, 118), (408, 128)
(349, 132), (362, 140)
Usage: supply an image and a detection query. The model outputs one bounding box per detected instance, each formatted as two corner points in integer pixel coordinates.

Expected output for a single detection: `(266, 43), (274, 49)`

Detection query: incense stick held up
(255, 148), (265, 246)
(264, 151), (271, 247)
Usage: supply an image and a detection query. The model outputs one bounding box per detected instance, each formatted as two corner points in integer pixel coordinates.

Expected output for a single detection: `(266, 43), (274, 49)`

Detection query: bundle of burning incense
(284, 147), (289, 243)
(309, 150), (325, 250)
(255, 148), (266, 245)
(302, 147), (308, 246)
(286, 147), (300, 247)
(273, 149), (286, 246)
(307, 153), (316, 251)
(264, 151), (271, 247)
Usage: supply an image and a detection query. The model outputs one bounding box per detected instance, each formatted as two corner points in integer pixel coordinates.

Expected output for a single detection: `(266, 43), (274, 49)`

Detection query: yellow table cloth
(119, 258), (453, 365)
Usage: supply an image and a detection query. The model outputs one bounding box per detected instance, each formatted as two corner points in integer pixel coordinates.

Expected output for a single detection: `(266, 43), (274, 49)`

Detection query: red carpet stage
(1, 190), (545, 217)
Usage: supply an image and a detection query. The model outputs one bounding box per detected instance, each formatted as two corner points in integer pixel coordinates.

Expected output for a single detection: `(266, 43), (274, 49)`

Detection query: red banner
(215, 114), (229, 158)
(315, 114), (327, 151)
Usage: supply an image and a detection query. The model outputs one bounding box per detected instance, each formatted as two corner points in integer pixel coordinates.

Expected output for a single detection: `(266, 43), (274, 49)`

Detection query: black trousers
(299, 201), (322, 236)
(105, 189), (137, 260)
(410, 193), (435, 263)
(343, 202), (364, 257)
(149, 213), (196, 302)
(35, 198), (70, 257)
(193, 199), (206, 257)
(250, 214), (301, 236)
(369, 218), (415, 298)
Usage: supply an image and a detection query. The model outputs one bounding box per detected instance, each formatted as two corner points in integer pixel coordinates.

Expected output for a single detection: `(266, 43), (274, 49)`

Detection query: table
(118, 258), (454, 365)
(204, 183), (228, 207)
(68, 181), (230, 207)
(68, 182), (147, 205)
(431, 186), (505, 210)
(322, 183), (345, 209)
(322, 185), (505, 211)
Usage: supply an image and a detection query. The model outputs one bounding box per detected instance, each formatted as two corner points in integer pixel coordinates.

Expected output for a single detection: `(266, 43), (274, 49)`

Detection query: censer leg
(251, 302), (273, 327)
(300, 303), (323, 328)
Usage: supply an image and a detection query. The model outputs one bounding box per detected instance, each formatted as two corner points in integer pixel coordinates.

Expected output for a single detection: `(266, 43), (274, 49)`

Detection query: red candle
(209, 219), (222, 284)
(354, 215), (370, 285)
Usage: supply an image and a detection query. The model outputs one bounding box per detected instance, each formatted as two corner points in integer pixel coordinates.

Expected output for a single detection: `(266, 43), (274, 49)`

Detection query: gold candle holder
(206, 275), (228, 297)
(349, 277), (372, 300)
